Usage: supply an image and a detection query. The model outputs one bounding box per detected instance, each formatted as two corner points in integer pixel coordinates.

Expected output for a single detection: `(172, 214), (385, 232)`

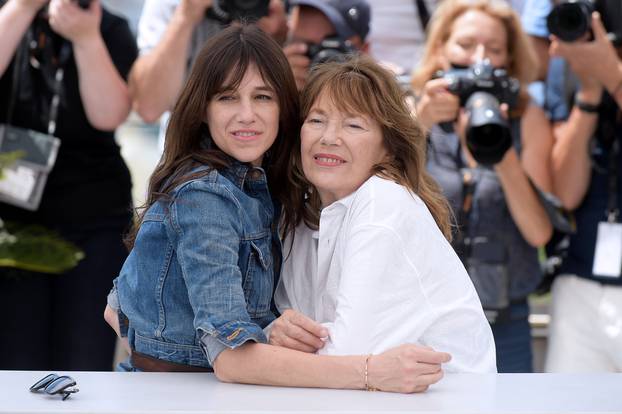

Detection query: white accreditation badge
(592, 221), (622, 278)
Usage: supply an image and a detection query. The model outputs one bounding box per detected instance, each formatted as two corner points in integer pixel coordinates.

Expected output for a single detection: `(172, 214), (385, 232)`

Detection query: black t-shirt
(0, 8), (138, 230)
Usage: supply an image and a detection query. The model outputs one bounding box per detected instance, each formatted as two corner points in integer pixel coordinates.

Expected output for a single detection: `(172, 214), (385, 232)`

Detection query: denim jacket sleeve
(106, 282), (129, 337)
(169, 180), (268, 365)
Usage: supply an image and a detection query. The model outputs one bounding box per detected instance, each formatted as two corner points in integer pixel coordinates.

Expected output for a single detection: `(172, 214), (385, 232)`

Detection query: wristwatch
(575, 99), (600, 113)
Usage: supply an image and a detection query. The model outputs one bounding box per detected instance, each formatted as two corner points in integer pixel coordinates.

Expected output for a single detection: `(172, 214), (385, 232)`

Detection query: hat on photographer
(289, 0), (370, 47)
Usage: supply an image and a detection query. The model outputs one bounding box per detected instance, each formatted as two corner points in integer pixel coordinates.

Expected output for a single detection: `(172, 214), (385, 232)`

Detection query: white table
(2, 371), (621, 413)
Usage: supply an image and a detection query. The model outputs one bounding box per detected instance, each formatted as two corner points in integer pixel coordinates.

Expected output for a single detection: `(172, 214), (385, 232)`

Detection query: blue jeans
(491, 301), (533, 373)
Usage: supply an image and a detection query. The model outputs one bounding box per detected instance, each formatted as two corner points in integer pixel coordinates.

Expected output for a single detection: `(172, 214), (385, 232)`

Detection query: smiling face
(440, 9), (509, 70)
(206, 64), (280, 166)
(300, 92), (388, 206)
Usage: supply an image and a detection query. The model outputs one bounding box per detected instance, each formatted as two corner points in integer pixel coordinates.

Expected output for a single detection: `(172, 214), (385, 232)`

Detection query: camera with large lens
(206, 0), (270, 23)
(436, 61), (520, 165)
(547, 0), (622, 45)
(306, 36), (357, 67)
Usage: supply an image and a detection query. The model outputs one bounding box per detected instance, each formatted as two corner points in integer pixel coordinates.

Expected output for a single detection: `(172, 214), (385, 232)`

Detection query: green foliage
(0, 222), (84, 274)
(0, 151), (84, 274)
(0, 224), (84, 274)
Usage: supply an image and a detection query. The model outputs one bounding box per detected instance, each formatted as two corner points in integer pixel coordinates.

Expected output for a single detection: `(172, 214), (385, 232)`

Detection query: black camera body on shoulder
(306, 37), (357, 67)
(207, 0), (270, 23)
(435, 61), (520, 165)
(547, 0), (622, 46)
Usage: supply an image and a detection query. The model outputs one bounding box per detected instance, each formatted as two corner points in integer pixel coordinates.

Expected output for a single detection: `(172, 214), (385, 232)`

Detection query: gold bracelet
(364, 354), (379, 391)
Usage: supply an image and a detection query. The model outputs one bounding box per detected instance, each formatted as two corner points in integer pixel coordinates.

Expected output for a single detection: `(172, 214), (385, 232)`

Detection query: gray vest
(426, 123), (542, 303)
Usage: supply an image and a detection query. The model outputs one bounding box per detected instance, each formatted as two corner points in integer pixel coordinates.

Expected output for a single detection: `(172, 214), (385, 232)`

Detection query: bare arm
(130, 0), (212, 123)
(214, 342), (448, 393)
(48, 0), (131, 130)
(495, 148), (553, 247)
(547, 12), (619, 209)
(0, 0), (47, 76)
(520, 104), (554, 193)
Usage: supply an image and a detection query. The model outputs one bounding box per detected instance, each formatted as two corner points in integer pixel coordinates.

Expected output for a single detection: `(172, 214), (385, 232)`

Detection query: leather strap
(130, 352), (213, 373)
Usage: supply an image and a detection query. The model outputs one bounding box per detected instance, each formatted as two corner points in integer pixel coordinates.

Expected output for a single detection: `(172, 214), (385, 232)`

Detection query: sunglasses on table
(29, 373), (79, 401)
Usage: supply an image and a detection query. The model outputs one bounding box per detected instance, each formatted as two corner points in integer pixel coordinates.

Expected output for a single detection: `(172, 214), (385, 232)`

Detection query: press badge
(592, 221), (622, 278)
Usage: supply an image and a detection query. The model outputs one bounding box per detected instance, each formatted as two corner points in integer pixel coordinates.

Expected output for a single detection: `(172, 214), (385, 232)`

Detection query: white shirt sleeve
(136, 0), (177, 55)
(319, 224), (427, 356)
(318, 220), (497, 373)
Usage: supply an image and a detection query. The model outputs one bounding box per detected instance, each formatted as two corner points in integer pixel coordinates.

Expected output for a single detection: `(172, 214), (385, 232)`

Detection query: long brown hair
(411, 0), (538, 116)
(281, 55), (452, 240)
(126, 25), (300, 249)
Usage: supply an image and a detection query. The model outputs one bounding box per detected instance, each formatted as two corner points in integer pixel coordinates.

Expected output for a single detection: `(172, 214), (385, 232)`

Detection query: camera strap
(412, 0), (430, 32)
(453, 145), (477, 261)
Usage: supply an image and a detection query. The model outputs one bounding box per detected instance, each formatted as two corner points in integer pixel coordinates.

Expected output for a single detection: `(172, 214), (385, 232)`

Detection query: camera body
(547, 0), (622, 45)
(435, 61), (520, 165)
(207, 0), (270, 23)
(306, 37), (357, 67)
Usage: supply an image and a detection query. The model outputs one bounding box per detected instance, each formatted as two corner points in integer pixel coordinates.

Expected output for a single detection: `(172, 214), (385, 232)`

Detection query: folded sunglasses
(29, 373), (79, 401)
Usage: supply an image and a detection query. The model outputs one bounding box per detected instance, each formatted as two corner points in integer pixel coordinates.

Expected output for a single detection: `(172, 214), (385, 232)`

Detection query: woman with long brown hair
(412, 0), (553, 372)
(104, 24), (451, 393)
(271, 55), (496, 373)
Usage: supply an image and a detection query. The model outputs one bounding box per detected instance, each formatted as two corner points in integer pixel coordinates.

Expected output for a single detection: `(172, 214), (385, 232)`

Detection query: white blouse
(275, 176), (497, 373)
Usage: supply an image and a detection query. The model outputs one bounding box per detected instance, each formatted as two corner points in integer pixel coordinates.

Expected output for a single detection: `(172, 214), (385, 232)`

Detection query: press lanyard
(5, 28), (71, 137)
(606, 138), (619, 223)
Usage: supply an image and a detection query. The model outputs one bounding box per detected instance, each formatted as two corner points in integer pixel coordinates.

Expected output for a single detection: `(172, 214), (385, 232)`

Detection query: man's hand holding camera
(48, 0), (101, 47)
(283, 42), (310, 90)
(550, 12), (622, 101)
(175, 0), (213, 27)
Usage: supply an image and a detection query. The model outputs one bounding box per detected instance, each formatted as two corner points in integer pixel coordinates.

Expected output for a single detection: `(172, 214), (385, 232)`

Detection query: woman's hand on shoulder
(415, 78), (460, 131)
(269, 309), (328, 353)
(367, 344), (451, 393)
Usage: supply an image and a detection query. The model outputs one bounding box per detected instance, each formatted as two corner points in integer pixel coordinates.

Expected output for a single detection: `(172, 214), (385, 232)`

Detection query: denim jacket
(108, 162), (280, 368)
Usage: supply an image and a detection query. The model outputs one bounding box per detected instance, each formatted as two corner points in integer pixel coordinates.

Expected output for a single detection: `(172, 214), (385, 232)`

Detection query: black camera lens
(465, 92), (513, 166)
(547, 0), (594, 42)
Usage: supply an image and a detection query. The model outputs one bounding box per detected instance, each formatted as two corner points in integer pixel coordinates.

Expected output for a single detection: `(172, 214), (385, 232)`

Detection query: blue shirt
(110, 161), (280, 368)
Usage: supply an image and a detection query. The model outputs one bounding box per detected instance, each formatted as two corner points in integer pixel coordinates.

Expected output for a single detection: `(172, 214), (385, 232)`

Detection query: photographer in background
(411, 0), (553, 373)
(130, 0), (287, 125)
(284, 0), (370, 90)
(0, 0), (136, 370)
(545, 7), (622, 372)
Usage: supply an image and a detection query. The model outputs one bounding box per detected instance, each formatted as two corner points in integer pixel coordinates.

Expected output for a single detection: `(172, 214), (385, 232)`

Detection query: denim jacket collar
(220, 160), (267, 191)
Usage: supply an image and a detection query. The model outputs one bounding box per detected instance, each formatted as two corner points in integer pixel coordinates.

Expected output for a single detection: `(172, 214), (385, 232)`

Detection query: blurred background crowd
(0, 0), (620, 375)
